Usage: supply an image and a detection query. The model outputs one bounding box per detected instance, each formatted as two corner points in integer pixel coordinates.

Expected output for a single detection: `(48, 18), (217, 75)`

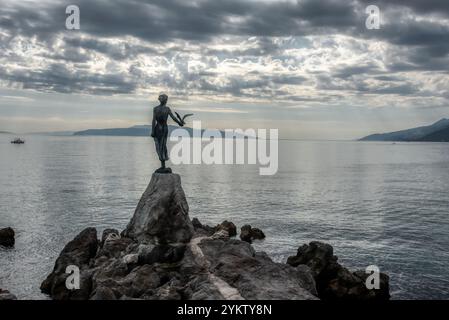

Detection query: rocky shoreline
(39, 173), (389, 300)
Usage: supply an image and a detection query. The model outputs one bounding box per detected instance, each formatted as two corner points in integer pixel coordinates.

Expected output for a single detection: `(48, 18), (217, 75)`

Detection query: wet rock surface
(0, 289), (17, 300)
(240, 224), (266, 243)
(0, 227), (15, 247)
(287, 241), (390, 300)
(40, 227), (98, 300)
(123, 173), (194, 244)
(215, 220), (237, 237)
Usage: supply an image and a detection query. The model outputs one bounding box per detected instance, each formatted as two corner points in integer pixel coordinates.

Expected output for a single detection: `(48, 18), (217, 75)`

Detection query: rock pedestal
(123, 173), (194, 244)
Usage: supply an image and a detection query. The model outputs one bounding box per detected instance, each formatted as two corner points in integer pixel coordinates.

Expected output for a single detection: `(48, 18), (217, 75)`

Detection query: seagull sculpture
(174, 112), (194, 126)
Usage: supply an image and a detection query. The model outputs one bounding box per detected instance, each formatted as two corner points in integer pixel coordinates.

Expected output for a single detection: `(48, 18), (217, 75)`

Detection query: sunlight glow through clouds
(0, 0), (448, 137)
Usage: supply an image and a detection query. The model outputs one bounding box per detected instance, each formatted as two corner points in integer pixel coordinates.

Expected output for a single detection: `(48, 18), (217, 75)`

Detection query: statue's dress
(153, 107), (169, 161)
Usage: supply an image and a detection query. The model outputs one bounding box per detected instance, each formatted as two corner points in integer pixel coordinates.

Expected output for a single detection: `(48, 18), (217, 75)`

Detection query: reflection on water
(1, 135), (449, 299)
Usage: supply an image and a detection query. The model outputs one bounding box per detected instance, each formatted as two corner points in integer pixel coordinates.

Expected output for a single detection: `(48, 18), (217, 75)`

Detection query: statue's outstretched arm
(168, 108), (184, 127)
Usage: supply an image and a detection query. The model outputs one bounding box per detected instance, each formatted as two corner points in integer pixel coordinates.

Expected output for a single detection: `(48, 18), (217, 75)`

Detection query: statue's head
(158, 94), (168, 105)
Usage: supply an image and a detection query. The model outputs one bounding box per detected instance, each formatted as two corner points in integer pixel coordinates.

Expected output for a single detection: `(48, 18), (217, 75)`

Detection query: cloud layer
(0, 0), (448, 136)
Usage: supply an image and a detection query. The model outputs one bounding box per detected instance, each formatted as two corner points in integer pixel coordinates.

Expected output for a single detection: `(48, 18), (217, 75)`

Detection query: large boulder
(240, 225), (266, 243)
(123, 173), (194, 244)
(0, 227), (15, 247)
(287, 241), (390, 300)
(191, 217), (215, 237)
(197, 238), (317, 299)
(137, 244), (186, 265)
(287, 241), (335, 277)
(216, 221), (237, 237)
(40, 227), (99, 299)
(96, 229), (133, 259)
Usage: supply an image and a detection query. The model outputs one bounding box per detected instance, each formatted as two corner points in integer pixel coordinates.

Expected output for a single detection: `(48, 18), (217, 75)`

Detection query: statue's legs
(154, 134), (171, 173)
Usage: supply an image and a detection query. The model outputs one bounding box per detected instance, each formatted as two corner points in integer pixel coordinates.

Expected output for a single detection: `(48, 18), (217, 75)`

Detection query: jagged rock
(287, 241), (390, 300)
(197, 238), (317, 299)
(40, 227), (98, 299)
(101, 228), (119, 245)
(123, 173), (194, 244)
(0, 289), (17, 300)
(90, 286), (116, 300)
(191, 218), (203, 229)
(116, 264), (163, 298)
(240, 225), (252, 242)
(317, 267), (390, 300)
(216, 220), (237, 237)
(0, 227), (15, 247)
(137, 244), (186, 265)
(352, 270), (390, 300)
(145, 278), (182, 300)
(211, 229), (230, 241)
(240, 225), (266, 243)
(251, 228), (265, 240)
(123, 254), (139, 265)
(191, 218), (215, 237)
(287, 242), (335, 277)
(96, 236), (133, 259)
(184, 275), (225, 300)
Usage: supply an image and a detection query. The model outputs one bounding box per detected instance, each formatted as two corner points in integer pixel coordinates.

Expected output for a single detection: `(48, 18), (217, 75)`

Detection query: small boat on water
(11, 138), (25, 144)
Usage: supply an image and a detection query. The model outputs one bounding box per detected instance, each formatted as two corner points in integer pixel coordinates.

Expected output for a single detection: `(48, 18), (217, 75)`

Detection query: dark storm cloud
(375, 19), (449, 62)
(316, 74), (420, 96)
(358, 0), (449, 17)
(74, 0), (359, 40)
(1, 0), (447, 50)
(41, 46), (92, 63)
(332, 65), (382, 79)
(205, 37), (284, 57)
(370, 84), (419, 95)
(63, 37), (159, 60)
(0, 63), (137, 94)
(0, 0), (365, 43)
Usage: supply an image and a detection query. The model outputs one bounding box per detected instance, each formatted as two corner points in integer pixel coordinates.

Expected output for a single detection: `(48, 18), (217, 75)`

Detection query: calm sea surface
(1, 135), (448, 299)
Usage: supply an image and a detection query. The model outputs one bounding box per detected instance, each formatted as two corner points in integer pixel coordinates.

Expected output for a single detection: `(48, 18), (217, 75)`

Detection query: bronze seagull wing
(182, 113), (194, 121)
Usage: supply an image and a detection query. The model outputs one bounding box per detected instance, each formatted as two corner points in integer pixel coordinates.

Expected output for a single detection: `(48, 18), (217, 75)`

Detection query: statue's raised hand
(175, 112), (193, 126)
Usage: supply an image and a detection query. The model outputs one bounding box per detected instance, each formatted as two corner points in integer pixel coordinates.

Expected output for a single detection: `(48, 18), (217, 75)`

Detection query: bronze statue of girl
(151, 94), (189, 173)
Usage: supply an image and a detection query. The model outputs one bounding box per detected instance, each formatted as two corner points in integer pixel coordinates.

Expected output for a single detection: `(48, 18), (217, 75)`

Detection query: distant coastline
(27, 125), (254, 139)
(359, 118), (449, 142)
(73, 125), (216, 137)
(4, 118), (449, 142)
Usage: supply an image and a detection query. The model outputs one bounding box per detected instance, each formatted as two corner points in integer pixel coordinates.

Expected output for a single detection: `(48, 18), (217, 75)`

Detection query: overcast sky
(1, 0), (448, 139)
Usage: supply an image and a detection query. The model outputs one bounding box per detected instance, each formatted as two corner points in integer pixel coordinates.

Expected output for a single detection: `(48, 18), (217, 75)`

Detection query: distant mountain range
(32, 131), (75, 136)
(74, 125), (208, 137)
(73, 125), (255, 138)
(74, 125), (153, 136)
(359, 118), (449, 142)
